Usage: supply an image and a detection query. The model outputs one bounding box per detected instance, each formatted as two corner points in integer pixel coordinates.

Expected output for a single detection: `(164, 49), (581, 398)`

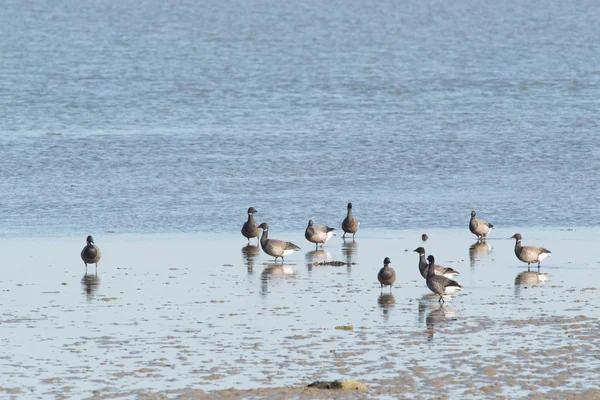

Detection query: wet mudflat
(1, 228), (599, 399)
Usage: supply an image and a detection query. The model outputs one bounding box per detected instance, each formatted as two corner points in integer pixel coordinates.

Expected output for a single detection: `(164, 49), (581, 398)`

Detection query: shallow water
(1, 228), (599, 398)
(1, 0), (600, 397)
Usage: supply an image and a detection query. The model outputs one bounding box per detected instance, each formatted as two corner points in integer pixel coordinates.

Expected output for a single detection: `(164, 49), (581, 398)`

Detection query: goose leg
(315, 243), (318, 250)
(342, 232), (346, 239)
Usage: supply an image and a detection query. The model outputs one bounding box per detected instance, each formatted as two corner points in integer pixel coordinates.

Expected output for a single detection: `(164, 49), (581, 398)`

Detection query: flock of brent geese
(80, 203), (552, 304)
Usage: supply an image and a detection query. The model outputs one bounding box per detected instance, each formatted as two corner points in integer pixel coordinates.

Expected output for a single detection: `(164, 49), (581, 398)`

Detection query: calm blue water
(1, 0), (599, 236)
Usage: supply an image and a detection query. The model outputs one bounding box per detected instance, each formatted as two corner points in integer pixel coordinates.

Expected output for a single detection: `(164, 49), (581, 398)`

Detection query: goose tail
(285, 242), (301, 251)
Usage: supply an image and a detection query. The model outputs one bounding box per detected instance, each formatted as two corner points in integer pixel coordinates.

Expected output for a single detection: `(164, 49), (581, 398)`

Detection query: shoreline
(0, 225), (592, 240)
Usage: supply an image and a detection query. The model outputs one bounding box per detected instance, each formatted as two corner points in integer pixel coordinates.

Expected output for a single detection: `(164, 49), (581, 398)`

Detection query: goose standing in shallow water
(342, 203), (360, 239)
(81, 235), (102, 271)
(426, 255), (462, 303)
(511, 233), (551, 271)
(377, 257), (396, 293)
(413, 247), (460, 279)
(258, 223), (301, 263)
(469, 211), (494, 239)
(241, 207), (259, 243)
(305, 220), (335, 249)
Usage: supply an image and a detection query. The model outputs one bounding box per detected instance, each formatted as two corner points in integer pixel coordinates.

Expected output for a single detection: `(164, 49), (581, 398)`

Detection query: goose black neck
(260, 228), (269, 245)
(426, 260), (436, 278)
(418, 255), (428, 272)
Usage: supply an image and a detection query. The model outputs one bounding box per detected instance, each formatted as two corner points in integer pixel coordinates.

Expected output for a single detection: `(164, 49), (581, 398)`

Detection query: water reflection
(377, 293), (396, 323)
(469, 240), (492, 268)
(342, 239), (358, 269)
(418, 294), (438, 324)
(260, 265), (294, 297)
(241, 244), (260, 274)
(514, 271), (549, 297)
(81, 273), (100, 300)
(305, 250), (332, 272)
(419, 301), (458, 340)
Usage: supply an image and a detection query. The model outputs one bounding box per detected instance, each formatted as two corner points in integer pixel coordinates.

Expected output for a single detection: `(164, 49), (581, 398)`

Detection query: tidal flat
(1, 228), (599, 399)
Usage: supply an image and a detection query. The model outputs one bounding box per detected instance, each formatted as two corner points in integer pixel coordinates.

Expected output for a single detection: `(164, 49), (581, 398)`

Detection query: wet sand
(1, 228), (599, 399)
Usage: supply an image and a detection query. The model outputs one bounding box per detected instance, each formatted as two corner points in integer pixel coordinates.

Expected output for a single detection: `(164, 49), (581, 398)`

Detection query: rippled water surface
(1, 0), (599, 236)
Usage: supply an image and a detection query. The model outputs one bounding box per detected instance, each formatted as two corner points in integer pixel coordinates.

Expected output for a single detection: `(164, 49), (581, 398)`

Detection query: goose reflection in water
(469, 240), (492, 268)
(425, 303), (458, 340)
(514, 270), (549, 297)
(241, 244), (260, 274)
(341, 239), (358, 271)
(418, 293), (442, 324)
(418, 294), (458, 338)
(377, 293), (396, 322)
(305, 249), (332, 272)
(260, 264), (294, 297)
(81, 272), (100, 300)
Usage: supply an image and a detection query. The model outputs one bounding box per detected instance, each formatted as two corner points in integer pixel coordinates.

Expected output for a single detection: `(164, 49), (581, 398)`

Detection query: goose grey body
(413, 247), (459, 279)
(305, 220), (336, 249)
(342, 203), (360, 239)
(258, 223), (301, 262)
(511, 233), (551, 270)
(241, 207), (259, 243)
(469, 211), (494, 239)
(377, 257), (396, 292)
(81, 235), (102, 270)
(426, 255), (462, 303)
